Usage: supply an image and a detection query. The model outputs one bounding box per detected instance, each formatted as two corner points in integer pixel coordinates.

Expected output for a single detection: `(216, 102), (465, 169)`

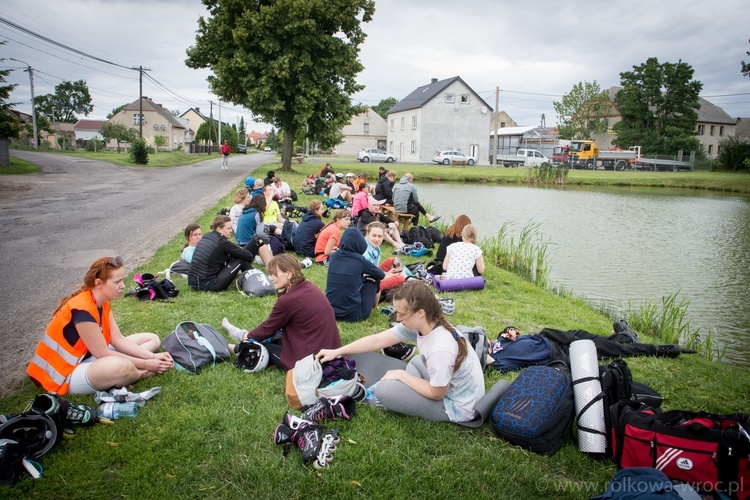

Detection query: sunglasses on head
(108, 256), (124, 267)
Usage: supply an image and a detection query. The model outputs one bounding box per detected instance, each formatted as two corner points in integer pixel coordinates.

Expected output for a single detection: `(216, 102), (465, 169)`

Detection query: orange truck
(569, 140), (641, 170)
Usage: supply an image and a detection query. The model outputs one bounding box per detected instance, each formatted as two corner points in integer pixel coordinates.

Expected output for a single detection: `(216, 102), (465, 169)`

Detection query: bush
(717, 136), (750, 171)
(129, 138), (149, 165)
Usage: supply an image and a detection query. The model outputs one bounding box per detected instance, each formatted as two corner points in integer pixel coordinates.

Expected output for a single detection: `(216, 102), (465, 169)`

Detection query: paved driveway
(0, 151), (275, 395)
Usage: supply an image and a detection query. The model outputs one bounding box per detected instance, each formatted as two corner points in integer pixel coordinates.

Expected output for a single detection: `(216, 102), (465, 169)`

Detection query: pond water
(417, 183), (750, 369)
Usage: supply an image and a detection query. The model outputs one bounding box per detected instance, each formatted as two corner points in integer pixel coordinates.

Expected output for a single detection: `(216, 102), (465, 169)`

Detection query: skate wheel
(328, 443), (337, 452)
(313, 460), (330, 470)
(331, 436), (340, 446)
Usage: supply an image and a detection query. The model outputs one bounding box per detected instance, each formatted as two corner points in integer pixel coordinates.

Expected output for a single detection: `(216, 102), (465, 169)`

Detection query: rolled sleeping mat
(569, 339), (607, 453)
(433, 275), (485, 292)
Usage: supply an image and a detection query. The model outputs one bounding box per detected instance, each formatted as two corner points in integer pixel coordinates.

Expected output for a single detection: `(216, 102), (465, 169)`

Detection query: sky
(1, 0), (748, 133)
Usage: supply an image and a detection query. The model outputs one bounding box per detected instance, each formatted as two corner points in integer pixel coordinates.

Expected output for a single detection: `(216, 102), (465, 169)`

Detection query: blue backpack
(489, 362), (574, 455)
(324, 198), (347, 209)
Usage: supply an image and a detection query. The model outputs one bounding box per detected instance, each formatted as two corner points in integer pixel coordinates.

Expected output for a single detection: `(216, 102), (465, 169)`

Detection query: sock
(222, 317), (247, 342)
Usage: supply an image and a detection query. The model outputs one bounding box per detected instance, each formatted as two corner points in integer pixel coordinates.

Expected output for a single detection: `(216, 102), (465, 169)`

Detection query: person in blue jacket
(235, 194), (273, 266)
(326, 227), (385, 322)
(293, 200), (325, 256)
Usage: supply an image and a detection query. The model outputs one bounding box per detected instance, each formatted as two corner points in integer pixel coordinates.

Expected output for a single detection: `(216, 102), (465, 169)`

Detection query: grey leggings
(375, 355), (450, 422)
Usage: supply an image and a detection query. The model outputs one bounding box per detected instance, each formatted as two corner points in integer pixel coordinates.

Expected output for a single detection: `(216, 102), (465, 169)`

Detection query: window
(412, 116), (417, 130)
(717, 145), (722, 155)
(411, 141), (416, 153)
(697, 125), (705, 135)
(363, 122), (369, 135)
(460, 94), (469, 104)
(710, 125), (715, 136)
(390, 119), (394, 132)
(708, 145), (714, 155)
(133, 113), (144, 125)
(445, 93), (454, 103)
(389, 141), (393, 153)
(720, 126), (724, 137)
(400, 117), (405, 131)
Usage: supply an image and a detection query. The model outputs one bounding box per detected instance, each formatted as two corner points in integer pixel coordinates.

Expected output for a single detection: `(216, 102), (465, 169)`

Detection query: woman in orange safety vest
(27, 256), (174, 395)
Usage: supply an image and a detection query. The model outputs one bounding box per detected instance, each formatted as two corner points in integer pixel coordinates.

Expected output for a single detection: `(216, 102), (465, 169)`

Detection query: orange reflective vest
(27, 291), (111, 395)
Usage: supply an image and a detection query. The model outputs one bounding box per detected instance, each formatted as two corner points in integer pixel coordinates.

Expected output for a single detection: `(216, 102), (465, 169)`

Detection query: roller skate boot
(300, 395), (357, 423)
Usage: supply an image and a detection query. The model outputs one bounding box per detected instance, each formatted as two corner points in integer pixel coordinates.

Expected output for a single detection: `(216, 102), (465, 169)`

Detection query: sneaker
(382, 342), (415, 361)
(428, 215), (441, 223)
(613, 319), (639, 343)
(655, 345), (681, 358)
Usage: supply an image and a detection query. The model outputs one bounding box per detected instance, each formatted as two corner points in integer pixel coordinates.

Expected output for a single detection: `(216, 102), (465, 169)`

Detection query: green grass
(2, 162), (749, 498)
(0, 155), (40, 174)
(9, 147), (229, 168)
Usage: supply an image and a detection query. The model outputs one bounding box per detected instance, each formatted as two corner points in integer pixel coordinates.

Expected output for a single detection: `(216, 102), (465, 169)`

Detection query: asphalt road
(0, 150), (274, 395)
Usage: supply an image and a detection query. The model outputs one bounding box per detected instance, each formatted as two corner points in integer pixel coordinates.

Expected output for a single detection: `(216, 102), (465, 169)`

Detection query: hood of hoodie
(301, 211), (319, 222)
(398, 175), (410, 184)
(338, 226), (367, 254)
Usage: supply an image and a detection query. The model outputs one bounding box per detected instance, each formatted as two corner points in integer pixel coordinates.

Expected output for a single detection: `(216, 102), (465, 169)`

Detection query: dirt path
(0, 151), (274, 395)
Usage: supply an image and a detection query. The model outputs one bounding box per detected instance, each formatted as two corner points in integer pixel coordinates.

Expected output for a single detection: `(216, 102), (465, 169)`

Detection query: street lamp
(9, 58), (39, 150)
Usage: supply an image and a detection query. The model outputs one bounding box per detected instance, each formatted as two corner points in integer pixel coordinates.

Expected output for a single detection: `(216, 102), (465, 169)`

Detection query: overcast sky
(1, 0), (748, 133)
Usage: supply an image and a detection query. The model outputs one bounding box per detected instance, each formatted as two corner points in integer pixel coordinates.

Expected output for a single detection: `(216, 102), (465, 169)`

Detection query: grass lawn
(1, 161), (749, 498)
(0, 155), (41, 174)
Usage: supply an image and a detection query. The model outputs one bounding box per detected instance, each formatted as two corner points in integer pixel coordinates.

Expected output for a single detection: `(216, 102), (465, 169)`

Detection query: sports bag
(285, 354), (365, 410)
(405, 226), (434, 248)
(236, 269), (276, 297)
(613, 404), (750, 499)
(490, 362), (574, 455)
(161, 322), (231, 374)
(455, 325), (489, 370)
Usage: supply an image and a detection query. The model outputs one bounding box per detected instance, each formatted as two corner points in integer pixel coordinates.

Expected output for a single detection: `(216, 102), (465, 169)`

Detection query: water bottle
(364, 383), (382, 408)
(97, 402), (138, 420)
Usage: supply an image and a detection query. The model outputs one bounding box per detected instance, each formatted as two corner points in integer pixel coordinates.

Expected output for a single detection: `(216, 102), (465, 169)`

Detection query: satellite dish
(153, 124), (159, 130)
(481, 106), (488, 114)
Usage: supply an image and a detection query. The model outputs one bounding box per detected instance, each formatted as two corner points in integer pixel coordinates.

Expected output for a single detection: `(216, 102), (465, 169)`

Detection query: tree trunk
(0, 138), (10, 167)
(280, 125), (297, 171)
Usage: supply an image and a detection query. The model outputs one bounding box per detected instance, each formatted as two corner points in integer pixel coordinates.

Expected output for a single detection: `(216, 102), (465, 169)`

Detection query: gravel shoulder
(0, 151), (274, 395)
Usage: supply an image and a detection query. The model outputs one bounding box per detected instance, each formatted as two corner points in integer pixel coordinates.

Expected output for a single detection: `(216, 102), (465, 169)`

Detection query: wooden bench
(395, 213), (414, 231)
(380, 205), (396, 218)
(452, 160), (468, 167)
(292, 156), (305, 164)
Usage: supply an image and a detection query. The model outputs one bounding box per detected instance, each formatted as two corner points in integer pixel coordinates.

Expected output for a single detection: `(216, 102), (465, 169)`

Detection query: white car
(432, 150), (476, 166)
(357, 148), (396, 163)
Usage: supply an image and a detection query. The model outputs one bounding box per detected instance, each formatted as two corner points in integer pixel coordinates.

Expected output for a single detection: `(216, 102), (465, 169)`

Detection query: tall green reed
(523, 163), (569, 184)
(482, 221), (551, 287)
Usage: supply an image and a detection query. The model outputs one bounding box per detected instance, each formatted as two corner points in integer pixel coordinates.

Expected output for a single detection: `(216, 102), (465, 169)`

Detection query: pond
(417, 183), (750, 369)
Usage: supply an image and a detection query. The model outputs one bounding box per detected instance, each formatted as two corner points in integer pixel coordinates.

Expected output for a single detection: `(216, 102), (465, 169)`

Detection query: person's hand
(381, 369), (407, 382)
(316, 349), (339, 364)
(387, 267), (400, 276)
(145, 356), (173, 374)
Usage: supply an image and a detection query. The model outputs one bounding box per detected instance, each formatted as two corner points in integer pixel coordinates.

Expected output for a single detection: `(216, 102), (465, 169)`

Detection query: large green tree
(185, 0), (375, 170)
(742, 38), (750, 78)
(553, 81), (609, 140)
(34, 80), (93, 123)
(372, 97), (398, 120)
(613, 57), (702, 155)
(100, 122), (137, 153)
(0, 48), (20, 165)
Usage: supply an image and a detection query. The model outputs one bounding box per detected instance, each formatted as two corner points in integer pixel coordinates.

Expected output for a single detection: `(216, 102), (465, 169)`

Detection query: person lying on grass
(27, 256), (173, 395)
(484, 324), (696, 373)
(317, 280), (485, 424)
(222, 254), (341, 371)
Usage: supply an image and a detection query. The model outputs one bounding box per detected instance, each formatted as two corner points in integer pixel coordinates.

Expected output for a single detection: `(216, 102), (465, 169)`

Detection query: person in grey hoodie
(392, 173), (439, 226)
(326, 227), (386, 321)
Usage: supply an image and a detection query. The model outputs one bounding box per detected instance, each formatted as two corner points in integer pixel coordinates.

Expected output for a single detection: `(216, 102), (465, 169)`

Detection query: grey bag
(236, 269), (276, 297)
(456, 325), (490, 370)
(161, 322), (231, 374)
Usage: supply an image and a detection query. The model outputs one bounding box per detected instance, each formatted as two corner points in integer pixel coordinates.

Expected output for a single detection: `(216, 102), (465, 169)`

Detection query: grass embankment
(1, 162), (748, 498)
(7, 147), (246, 168)
(0, 155), (40, 174)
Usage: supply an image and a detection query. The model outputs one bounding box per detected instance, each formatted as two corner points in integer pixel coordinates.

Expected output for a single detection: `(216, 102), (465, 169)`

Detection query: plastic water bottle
(97, 402), (138, 420)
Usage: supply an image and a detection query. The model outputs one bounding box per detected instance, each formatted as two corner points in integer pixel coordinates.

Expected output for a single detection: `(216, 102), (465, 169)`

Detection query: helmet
(245, 176), (255, 189)
(346, 172), (355, 178)
(335, 172), (344, 179)
(233, 340), (269, 373)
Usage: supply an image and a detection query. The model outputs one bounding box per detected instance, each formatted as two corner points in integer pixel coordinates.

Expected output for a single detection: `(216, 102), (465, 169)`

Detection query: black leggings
(197, 259), (253, 292)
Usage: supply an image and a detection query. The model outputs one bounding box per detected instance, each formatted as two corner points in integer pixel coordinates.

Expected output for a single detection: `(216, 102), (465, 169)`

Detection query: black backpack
(406, 226), (434, 248)
(490, 362), (574, 455)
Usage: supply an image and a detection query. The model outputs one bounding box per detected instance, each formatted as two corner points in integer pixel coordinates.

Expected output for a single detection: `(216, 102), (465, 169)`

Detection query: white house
(109, 97), (187, 150)
(386, 76), (493, 164)
(335, 107), (387, 156)
(74, 119), (106, 141)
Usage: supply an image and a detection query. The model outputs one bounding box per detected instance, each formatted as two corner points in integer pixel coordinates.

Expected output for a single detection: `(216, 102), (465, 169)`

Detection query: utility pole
(138, 66), (143, 138)
(218, 101), (222, 147)
(10, 58), (38, 150)
(492, 86), (500, 164)
(208, 101), (213, 155)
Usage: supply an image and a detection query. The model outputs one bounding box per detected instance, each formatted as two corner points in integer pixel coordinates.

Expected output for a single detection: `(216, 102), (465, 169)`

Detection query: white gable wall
(337, 108), (387, 155)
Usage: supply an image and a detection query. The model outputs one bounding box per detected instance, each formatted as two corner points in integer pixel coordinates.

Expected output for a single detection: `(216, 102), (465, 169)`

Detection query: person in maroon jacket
(221, 254), (342, 370)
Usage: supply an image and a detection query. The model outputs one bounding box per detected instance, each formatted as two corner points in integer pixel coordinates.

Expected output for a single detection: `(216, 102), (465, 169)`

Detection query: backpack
(406, 226), (434, 248)
(285, 354), (365, 410)
(236, 269), (276, 297)
(161, 322), (231, 373)
(591, 468), (683, 499)
(490, 362), (574, 455)
(324, 198), (347, 209)
(426, 226), (442, 245)
(129, 273), (179, 301)
(455, 325), (489, 370)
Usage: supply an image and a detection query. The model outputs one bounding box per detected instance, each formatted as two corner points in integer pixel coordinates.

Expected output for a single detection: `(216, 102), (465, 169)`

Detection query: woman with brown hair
(431, 214), (473, 275)
(313, 209), (351, 264)
(317, 280), (484, 423)
(27, 256), (173, 395)
(222, 254), (341, 370)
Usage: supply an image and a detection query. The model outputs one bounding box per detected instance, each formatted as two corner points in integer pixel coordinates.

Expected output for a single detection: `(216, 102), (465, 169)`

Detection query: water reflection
(418, 183), (750, 369)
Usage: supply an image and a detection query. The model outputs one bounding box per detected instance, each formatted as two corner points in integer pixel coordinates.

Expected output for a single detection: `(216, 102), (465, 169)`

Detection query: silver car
(432, 150), (476, 166)
(357, 148), (396, 163)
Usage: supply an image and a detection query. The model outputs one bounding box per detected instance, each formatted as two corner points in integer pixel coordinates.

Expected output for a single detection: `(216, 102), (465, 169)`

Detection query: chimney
(431, 78), (438, 84)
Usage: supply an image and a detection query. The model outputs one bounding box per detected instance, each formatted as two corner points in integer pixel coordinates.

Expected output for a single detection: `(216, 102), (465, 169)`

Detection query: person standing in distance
(220, 140), (231, 170)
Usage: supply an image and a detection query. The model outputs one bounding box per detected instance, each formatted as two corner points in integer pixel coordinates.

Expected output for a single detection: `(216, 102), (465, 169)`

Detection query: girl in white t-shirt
(317, 280), (484, 423)
(229, 187), (250, 233)
(442, 224), (485, 280)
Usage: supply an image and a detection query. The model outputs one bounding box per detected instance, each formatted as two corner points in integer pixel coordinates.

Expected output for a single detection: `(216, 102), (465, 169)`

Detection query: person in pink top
(351, 183), (372, 218)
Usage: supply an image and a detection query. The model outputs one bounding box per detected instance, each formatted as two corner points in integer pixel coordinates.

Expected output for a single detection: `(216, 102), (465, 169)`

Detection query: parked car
(495, 149), (551, 168)
(236, 144), (247, 154)
(357, 148), (396, 163)
(264, 146), (271, 152)
(432, 150), (476, 166)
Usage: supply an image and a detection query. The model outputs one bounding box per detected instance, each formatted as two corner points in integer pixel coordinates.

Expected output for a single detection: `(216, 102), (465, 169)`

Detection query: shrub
(717, 136), (750, 171)
(129, 138), (149, 165)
